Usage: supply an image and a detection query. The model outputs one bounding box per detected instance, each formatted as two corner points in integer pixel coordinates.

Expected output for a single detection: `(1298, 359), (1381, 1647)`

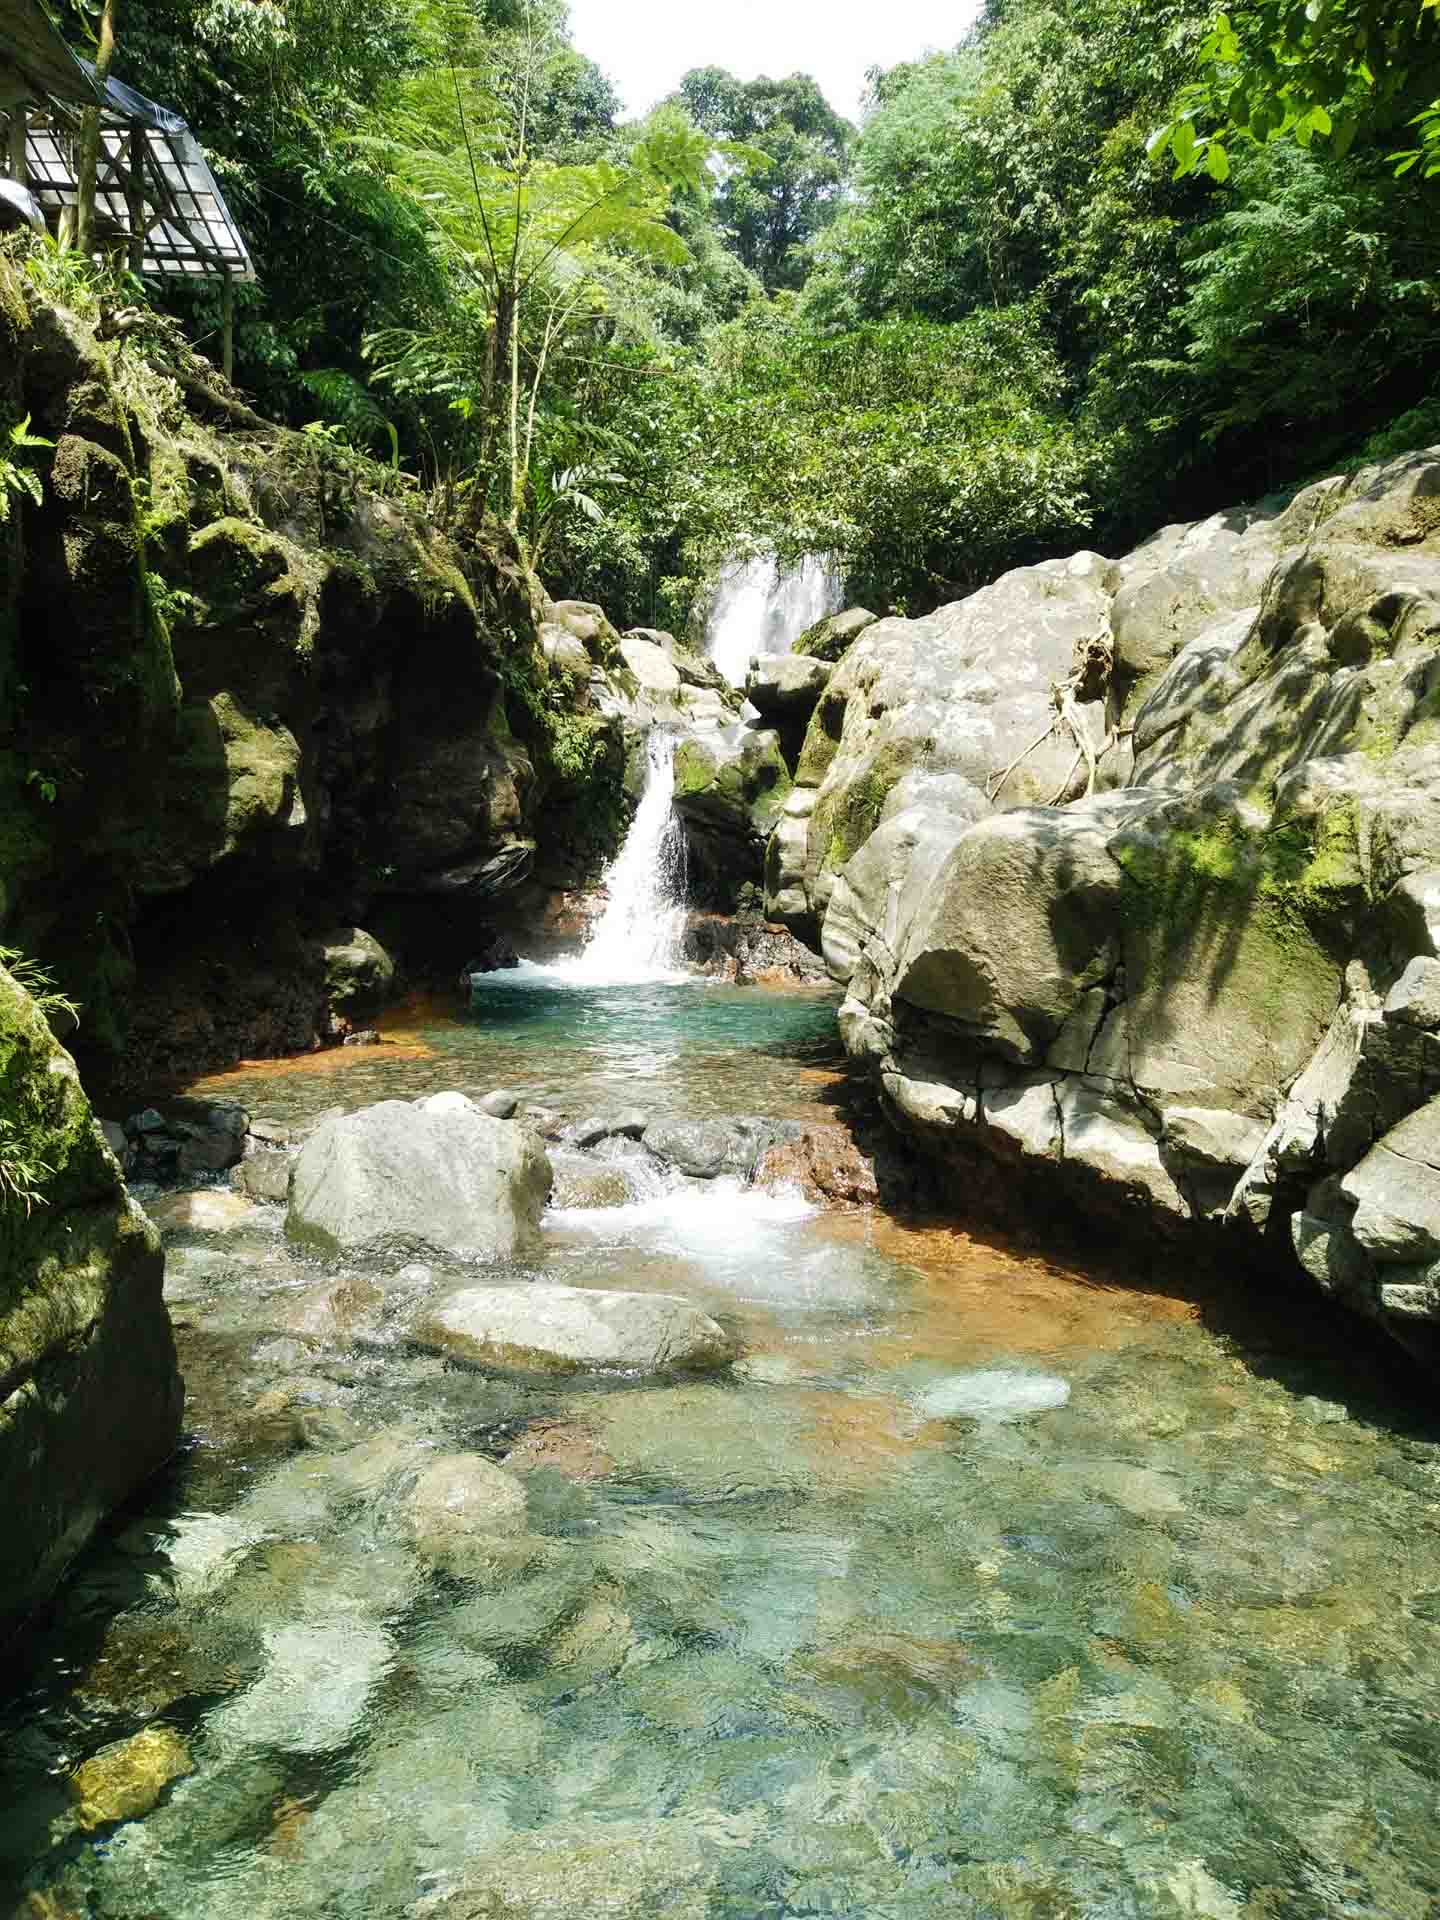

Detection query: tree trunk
(74, 0), (118, 258)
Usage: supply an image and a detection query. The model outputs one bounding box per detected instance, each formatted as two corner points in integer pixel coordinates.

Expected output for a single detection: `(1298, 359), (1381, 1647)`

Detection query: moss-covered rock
(0, 960), (181, 1643)
(1, 276), (626, 1085)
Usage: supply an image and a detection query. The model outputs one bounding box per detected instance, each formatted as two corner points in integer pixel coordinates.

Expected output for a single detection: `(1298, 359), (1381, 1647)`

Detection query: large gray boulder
(417, 1284), (737, 1375)
(745, 653), (832, 719)
(817, 447), (1440, 1369)
(286, 1092), (551, 1258)
(1, 963), (182, 1643)
(767, 550), (1116, 936)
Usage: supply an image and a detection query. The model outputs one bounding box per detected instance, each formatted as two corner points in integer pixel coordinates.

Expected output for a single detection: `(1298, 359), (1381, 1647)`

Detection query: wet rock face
(809, 448), (1440, 1369)
(0, 962), (182, 1645)
(286, 1093), (552, 1259)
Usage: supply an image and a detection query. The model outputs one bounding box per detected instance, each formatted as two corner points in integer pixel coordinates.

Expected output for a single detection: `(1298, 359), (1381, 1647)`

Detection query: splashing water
(530, 731), (689, 986)
(705, 551), (843, 686)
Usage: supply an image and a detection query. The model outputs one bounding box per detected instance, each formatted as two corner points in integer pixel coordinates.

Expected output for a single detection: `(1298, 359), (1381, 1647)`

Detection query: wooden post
(126, 126), (145, 274)
(7, 106), (27, 188)
(221, 267), (234, 383)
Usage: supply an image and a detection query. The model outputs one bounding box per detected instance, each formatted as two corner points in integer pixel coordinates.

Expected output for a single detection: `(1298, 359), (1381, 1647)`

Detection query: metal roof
(20, 89), (255, 279)
(0, 0), (100, 108)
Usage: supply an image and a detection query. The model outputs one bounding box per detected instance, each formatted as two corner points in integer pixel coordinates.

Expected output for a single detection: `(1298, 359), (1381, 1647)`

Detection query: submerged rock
(912, 1371), (1071, 1423)
(209, 1619), (393, 1754)
(417, 1284), (737, 1376)
(70, 1726), (193, 1830)
(286, 1095), (551, 1259)
(405, 1453), (529, 1563)
(148, 1188), (260, 1233)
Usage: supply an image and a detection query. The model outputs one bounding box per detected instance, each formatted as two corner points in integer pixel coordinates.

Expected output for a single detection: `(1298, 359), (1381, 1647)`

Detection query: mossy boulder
(0, 961), (182, 1644)
(793, 605), (877, 664)
(672, 725), (791, 903)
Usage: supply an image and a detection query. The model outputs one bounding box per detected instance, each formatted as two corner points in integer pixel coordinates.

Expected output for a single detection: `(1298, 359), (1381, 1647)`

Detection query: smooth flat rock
(417, 1284), (738, 1376)
(286, 1095), (551, 1258)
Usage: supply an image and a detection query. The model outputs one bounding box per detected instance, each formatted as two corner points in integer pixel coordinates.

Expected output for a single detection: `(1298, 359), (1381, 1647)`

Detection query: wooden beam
(125, 124), (143, 273)
(6, 105), (26, 187)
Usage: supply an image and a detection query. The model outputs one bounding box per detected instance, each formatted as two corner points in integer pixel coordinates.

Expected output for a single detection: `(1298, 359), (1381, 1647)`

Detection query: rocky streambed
(3, 977), (1440, 1919)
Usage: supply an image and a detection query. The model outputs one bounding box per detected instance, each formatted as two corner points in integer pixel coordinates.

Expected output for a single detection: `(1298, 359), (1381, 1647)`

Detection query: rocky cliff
(770, 451), (1440, 1372)
(0, 258), (631, 1092)
(0, 959), (181, 1642)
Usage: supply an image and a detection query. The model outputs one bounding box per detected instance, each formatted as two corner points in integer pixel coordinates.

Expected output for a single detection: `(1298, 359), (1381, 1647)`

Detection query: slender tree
(73, 0), (118, 255)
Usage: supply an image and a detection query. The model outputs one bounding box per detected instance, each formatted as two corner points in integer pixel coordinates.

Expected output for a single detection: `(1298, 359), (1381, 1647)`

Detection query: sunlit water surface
(4, 978), (1440, 1919)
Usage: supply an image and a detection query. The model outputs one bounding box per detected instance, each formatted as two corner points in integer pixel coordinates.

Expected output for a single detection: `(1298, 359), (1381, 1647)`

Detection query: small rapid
(705, 551), (842, 686)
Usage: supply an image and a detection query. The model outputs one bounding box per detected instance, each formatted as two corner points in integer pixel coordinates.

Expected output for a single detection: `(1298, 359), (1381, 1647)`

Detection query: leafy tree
(361, 24), (720, 556)
(676, 68), (853, 290)
(1152, 0), (1440, 180)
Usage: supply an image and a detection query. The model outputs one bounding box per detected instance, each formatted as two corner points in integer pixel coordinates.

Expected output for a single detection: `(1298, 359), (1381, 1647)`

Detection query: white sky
(564, 0), (978, 125)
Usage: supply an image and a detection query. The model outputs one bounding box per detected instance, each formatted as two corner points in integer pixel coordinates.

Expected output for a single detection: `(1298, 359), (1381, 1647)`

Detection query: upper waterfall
(704, 552), (842, 687)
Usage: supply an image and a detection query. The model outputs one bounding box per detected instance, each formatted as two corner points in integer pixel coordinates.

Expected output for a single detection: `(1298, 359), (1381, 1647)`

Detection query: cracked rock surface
(778, 448), (1440, 1369)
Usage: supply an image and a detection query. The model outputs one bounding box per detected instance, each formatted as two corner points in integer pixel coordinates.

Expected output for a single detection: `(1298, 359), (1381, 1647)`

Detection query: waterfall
(568, 731), (688, 983)
(705, 552), (843, 687)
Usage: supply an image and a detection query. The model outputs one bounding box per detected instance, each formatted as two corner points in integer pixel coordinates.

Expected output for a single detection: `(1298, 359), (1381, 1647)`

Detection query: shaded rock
(641, 1114), (785, 1180)
(672, 724), (792, 899)
(417, 1284), (737, 1376)
(745, 652), (832, 719)
(70, 1726), (192, 1831)
(152, 1097), (249, 1176)
(315, 927), (395, 1020)
(287, 1095), (551, 1258)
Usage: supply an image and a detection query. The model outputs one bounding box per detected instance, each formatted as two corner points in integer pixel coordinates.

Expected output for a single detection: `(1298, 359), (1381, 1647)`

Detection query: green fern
(0, 414), (53, 524)
(299, 368), (401, 468)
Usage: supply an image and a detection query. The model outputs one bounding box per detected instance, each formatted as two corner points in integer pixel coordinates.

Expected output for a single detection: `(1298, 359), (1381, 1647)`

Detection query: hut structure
(0, 0), (253, 374)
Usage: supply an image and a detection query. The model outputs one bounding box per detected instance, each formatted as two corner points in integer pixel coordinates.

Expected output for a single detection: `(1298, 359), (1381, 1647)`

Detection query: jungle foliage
(90, 0), (1440, 624)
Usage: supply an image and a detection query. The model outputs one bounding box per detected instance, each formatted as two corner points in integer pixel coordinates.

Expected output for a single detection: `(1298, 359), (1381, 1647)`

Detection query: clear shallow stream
(4, 979), (1440, 1919)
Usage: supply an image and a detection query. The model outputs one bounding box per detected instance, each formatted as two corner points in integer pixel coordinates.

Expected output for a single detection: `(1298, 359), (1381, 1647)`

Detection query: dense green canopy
(34, 0), (1437, 625)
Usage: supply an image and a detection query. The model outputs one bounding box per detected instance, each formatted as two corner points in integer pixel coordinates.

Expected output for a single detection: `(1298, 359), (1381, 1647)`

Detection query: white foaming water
(549, 1176), (883, 1308)
(480, 732), (689, 987)
(705, 551), (843, 686)
(550, 1175), (818, 1242)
